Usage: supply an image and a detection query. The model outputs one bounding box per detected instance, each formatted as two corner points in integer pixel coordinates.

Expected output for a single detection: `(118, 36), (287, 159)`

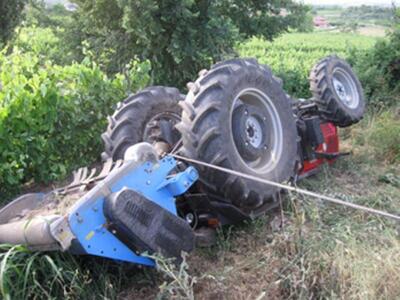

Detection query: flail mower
(0, 56), (365, 266)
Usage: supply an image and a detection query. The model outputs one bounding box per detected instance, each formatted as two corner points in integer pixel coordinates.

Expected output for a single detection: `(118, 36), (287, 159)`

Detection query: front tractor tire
(310, 56), (365, 127)
(101, 86), (183, 161)
(177, 59), (299, 217)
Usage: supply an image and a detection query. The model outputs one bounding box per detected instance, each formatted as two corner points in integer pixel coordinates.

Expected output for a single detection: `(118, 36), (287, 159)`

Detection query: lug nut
(186, 82), (199, 94)
(198, 69), (208, 77)
(185, 213), (194, 224)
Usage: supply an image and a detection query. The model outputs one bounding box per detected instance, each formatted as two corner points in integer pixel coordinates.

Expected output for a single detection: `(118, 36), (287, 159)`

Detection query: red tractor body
(300, 122), (339, 177)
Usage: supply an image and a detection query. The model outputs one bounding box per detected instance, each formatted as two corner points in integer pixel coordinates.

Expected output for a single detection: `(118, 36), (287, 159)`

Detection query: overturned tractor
(0, 56), (365, 265)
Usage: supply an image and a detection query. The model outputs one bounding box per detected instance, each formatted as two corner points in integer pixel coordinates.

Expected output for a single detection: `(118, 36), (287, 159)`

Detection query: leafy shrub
(349, 8), (400, 109)
(238, 33), (376, 98)
(12, 26), (61, 63)
(351, 28), (400, 108)
(0, 47), (150, 200)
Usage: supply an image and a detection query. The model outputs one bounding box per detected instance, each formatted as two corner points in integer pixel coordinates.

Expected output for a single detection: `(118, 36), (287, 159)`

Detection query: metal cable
(171, 153), (400, 221)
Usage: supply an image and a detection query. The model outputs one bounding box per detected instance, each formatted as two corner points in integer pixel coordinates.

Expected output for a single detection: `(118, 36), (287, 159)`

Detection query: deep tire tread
(310, 56), (365, 127)
(177, 59), (299, 218)
(102, 86), (183, 161)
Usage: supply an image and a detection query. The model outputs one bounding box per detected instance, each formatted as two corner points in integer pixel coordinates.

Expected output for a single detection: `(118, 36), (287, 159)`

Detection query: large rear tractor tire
(177, 58), (299, 216)
(101, 86), (183, 161)
(310, 56), (365, 127)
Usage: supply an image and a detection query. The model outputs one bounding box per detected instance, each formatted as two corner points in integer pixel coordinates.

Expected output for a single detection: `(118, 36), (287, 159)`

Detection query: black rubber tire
(176, 58), (299, 216)
(101, 86), (183, 161)
(310, 56), (365, 127)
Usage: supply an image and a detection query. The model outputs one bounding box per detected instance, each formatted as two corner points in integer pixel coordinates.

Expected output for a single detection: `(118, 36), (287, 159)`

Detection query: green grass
(0, 244), (129, 299)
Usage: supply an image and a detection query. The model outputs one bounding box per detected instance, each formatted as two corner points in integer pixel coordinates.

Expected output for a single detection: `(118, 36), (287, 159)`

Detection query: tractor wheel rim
(332, 67), (359, 109)
(143, 112), (181, 147)
(230, 88), (283, 174)
(245, 116), (263, 148)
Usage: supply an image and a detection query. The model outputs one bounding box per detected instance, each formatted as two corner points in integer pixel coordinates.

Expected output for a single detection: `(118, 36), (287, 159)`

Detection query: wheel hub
(245, 115), (263, 148)
(230, 89), (283, 174)
(332, 68), (360, 109)
(232, 105), (268, 162)
(333, 78), (350, 104)
(143, 112), (181, 148)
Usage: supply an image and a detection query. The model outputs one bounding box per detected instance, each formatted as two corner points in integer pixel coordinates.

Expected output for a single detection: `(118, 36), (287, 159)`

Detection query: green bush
(12, 26), (61, 63)
(0, 47), (150, 201)
(351, 9), (400, 109)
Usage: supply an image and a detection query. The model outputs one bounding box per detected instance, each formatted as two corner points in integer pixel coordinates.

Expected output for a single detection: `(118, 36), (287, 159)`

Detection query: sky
(299, 0), (399, 6)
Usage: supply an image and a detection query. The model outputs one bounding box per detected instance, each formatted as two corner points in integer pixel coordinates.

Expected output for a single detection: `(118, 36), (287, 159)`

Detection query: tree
(0, 0), (26, 45)
(215, 0), (311, 39)
(69, 0), (310, 87)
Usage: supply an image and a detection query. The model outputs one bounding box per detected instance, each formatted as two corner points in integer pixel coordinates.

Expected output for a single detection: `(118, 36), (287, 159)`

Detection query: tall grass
(0, 244), (127, 299)
(348, 109), (400, 164)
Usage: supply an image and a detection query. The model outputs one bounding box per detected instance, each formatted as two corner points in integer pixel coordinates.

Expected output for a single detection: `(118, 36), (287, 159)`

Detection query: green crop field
(238, 32), (378, 97)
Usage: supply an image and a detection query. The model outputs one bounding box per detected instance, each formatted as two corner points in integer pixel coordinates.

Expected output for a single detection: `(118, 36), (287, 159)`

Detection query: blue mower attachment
(0, 143), (198, 267)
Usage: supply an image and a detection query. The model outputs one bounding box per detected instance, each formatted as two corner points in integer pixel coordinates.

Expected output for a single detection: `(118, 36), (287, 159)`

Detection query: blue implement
(61, 156), (198, 266)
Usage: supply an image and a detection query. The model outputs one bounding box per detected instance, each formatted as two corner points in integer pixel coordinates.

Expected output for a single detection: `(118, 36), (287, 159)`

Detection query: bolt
(264, 145), (268, 150)
(146, 180), (151, 185)
(186, 81), (194, 90)
(245, 142), (249, 147)
(198, 69), (208, 77)
(185, 213), (195, 224)
(186, 82), (199, 94)
(244, 109), (248, 115)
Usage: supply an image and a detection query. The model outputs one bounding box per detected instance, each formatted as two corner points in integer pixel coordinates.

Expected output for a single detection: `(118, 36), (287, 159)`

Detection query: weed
(379, 173), (400, 188)
(148, 253), (196, 300)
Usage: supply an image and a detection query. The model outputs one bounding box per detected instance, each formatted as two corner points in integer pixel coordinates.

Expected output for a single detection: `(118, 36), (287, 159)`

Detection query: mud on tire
(101, 86), (183, 161)
(177, 58), (299, 216)
(310, 56), (365, 127)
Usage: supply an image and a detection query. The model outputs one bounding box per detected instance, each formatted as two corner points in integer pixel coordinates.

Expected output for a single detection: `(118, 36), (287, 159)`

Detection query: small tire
(101, 86), (183, 161)
(310, 56), (365, 127)
(177, 58), (299, 217)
